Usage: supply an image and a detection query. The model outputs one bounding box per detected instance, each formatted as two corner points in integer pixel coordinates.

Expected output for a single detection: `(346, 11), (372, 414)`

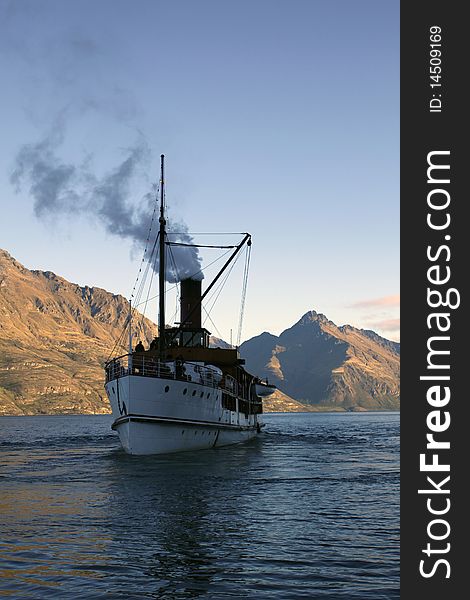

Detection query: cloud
(367, 318), (400, 332)
(350, 294), (400, 309)
(364, 317), (400, 342)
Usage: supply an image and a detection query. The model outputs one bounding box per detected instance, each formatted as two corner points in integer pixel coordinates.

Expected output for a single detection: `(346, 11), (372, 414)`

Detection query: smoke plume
(10, 124), (203, 283)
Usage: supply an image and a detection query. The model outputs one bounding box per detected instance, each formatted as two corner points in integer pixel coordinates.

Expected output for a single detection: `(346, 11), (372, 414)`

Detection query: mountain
(0, 249), (399, 415)
(0, 249), (157, 415)
(240, 311), (400, 410)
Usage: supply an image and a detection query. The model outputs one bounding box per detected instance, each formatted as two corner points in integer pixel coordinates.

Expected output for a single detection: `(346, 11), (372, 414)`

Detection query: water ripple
(0, 412), (399, 598)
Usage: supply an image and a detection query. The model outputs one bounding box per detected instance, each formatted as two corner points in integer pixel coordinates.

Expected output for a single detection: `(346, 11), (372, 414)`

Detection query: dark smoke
(10, 125), (203, 283)
(10, 121), (83, 217)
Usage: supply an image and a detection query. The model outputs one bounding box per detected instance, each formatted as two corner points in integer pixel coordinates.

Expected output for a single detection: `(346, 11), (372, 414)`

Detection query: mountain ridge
(0, 249), (399, 414)
(240, 310), (399, 410)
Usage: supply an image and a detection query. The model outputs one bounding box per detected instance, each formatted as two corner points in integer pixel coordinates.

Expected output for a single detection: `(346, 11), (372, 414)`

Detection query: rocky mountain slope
(0, 249), (157, 415)
(240, 311), (400, 410)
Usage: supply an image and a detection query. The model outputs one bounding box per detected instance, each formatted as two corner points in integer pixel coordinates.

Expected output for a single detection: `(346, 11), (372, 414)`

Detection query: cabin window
(183, 388), (188, 395)
(164, 385), (170, 393)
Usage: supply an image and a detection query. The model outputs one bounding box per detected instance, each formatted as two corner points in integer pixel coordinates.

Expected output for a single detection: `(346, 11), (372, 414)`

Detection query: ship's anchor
(116, 377), (127, 416)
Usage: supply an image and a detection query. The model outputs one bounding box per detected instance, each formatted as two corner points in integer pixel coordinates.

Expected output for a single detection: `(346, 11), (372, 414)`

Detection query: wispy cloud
(367, 318), (400, 332)
(363, 317), (400, 342)
(350, 294), (400, 309)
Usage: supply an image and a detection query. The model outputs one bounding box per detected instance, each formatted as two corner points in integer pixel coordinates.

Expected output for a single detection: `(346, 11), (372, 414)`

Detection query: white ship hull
(105, 373), (262, 455)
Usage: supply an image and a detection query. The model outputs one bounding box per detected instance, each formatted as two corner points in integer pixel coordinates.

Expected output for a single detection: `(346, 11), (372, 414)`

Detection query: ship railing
(220, 374), (238, 397)
(105, 354), (234, 392)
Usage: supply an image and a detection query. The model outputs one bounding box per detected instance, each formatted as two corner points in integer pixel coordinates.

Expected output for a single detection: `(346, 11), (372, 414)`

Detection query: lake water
(0, 412), (399, 599)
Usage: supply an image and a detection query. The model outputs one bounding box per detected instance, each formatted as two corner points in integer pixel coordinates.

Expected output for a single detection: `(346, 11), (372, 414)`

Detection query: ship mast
(158, 154), (166, 357)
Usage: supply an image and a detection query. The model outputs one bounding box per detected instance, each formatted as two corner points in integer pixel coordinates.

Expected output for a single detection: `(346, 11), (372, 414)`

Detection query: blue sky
(0, 0), (399, 342)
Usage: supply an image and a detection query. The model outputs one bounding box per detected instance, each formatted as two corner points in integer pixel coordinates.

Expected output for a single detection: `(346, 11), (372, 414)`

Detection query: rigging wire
(202, 250), (244, 335)
(237, 242), (252, 346)
(106, 184), (159, 361)
(105, 324), (129, 362)
(167, 240), (182, 326)
(106, 217), (250, 361)
(138, 244), (159, 334)
(203, 252), (240, 310)
(129, 232), (159, 351)
(131, 247), (234, 308)
(129, 184), (160, 304)
(201, 305), (223, 340)
(133, 233), (158, 311)
(167, 237), (182, 288)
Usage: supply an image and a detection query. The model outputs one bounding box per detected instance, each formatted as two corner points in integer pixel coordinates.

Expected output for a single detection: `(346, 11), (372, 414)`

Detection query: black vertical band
(401, 3), (466, 596)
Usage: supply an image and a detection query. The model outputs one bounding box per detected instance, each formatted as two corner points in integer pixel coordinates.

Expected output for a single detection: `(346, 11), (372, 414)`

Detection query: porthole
(207, 393), (210, 399)
(200, 392), (204, 398)
(192, 390), (197, 397)
(182, 430), (185, 435)
(164, 385), (170, 393)
(112, 387), (115, 394)
(183, 388), (188, 395)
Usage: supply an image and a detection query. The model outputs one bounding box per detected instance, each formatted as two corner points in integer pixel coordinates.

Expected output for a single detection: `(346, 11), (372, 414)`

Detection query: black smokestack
(180, 278), (202, 329)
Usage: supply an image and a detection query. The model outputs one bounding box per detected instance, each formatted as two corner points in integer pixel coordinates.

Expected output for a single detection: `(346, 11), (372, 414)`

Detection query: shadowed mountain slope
(240, 311), (400, 410)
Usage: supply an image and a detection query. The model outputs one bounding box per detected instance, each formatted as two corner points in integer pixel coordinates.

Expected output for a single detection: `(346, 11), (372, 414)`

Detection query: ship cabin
(110, 277), (262, 416)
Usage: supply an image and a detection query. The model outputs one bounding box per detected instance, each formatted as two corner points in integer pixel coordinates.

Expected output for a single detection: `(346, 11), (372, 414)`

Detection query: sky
(0, 0), (399, 343)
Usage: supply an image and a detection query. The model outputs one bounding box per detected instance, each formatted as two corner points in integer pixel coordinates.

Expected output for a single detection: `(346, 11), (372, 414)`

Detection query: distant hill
(209, 336), (233, 350)
(0, 249), (399, 414)
(240, 311), (400, 410)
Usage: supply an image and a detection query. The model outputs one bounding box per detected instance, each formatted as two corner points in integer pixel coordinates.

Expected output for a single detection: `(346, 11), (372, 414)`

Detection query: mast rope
(131, 248), (233, 308)
(107, 197), (251, 359)
(203, 250), (241, 313)
(129, 183), (160, 304)
(106, 184), (159, 360)
(137, 244), (159, 334)
(202, 305), (223, 340)
(202, 250), (243, 333)
(133, 233), (158, 312)
(166, 239), (182, 326)
(237, 242), (251, 346)
(166, 234), (182, 286)
(105, 322), (131, 362)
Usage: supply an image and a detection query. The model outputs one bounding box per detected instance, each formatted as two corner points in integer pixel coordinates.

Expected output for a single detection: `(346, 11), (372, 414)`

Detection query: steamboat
(104, 155), (274, 454)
